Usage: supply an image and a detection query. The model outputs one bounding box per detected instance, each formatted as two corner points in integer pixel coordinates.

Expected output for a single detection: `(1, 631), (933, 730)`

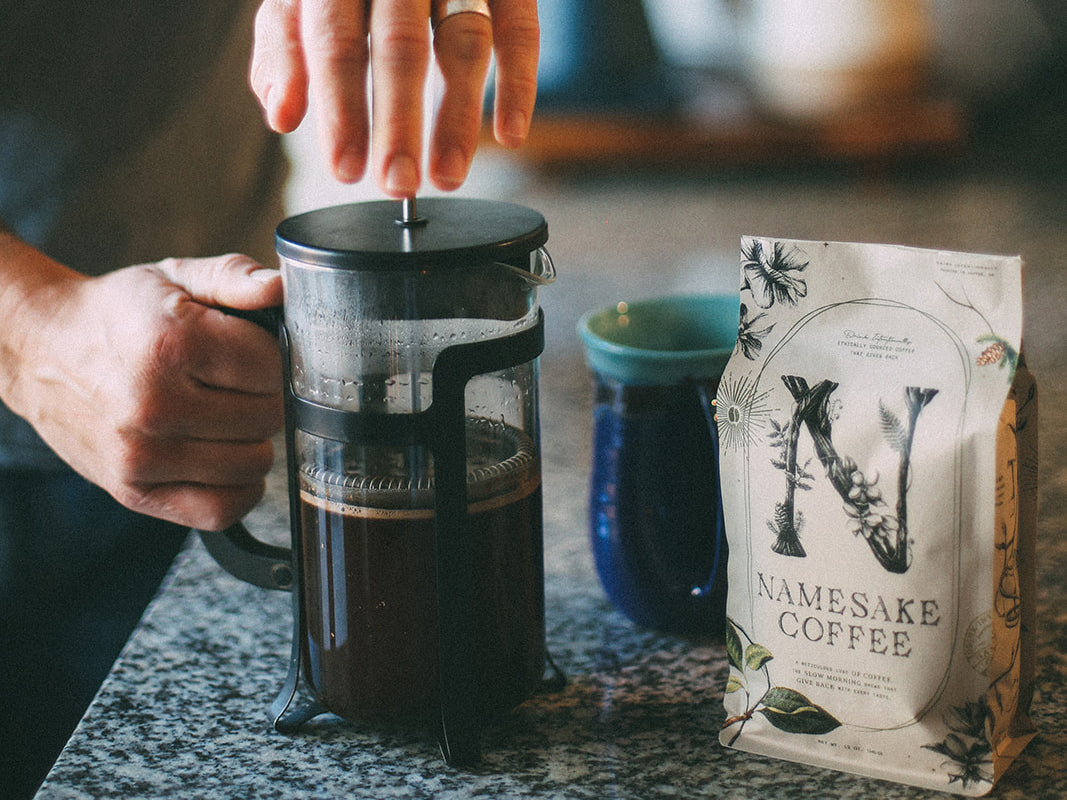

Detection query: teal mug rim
(577, 293), (739, 385)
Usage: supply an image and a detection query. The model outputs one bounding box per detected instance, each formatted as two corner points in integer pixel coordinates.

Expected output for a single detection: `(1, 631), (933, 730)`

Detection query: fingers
(5, 254), (284, 532)
(487, 0), (539, 148)
(122, 255), (285, 445)
(251, 0), (310, 133)
(183, 314), (284, 397)
(127, 372), (283, 440)
(113, 325), (282, 530)
(302, 0), (373, 182)
(118, 257), (285, 530)
(251, 0), (375, 184)
(427, 0), (539, 186)
(249, 0), (539, 193)
(369, 0), (431, 197)
(429, 11), (493, 190)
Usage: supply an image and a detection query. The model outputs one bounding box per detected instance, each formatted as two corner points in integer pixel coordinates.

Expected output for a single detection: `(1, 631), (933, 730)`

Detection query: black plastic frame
(200, 309), (546, 767)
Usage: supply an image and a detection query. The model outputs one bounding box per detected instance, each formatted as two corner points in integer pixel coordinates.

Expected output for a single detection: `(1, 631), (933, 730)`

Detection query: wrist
(0, 233), (87, 416)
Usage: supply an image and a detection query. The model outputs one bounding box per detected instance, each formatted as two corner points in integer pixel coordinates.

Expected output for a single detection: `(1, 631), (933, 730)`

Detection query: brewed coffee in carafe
(297, 418), (544, 722)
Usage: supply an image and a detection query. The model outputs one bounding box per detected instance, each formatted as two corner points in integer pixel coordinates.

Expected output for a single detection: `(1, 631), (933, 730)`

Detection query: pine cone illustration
(977, 341), (1006, 367)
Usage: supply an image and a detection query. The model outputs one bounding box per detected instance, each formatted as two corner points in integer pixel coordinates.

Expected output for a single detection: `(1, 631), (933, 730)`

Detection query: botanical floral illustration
(768, 377), (938, 573)
(722, 619), (841, 745)
(741, 239), (810, 309)
(736, 303), (774, 360)
(736, 239), (809, 360)
(922, 697), (994, 789)
(937, 283), (1019, 382)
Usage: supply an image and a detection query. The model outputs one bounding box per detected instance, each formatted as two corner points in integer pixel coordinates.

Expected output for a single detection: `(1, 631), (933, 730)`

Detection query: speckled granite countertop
(35, 170), (1067, 799)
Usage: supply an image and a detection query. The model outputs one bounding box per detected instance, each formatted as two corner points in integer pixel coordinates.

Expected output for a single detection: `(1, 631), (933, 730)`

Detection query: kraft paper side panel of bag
(715, 239), (1037, 796)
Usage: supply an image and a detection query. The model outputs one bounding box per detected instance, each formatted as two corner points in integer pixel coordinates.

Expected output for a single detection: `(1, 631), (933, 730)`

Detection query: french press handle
(199, 522), (294, 591)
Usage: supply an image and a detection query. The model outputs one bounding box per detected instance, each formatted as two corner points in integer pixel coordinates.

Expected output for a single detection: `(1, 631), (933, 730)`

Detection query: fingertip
(487, 0), (539, 148)
(495, 108), (530, 149)
(381, 154), (421, 198)
(248, 270), (283, 307)
(220, 256), (283, 308)
(263, 85), (308, 134)
(250, 0), (309, 134)
(430, 147), (469, 191)
(335, 146), (368, 184)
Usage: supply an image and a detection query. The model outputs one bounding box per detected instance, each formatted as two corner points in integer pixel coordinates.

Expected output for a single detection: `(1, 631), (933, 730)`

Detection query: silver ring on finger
(431, 0), (491, 31)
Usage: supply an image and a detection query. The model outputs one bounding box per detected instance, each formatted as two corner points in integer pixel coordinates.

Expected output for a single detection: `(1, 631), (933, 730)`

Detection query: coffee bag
(716, 239), (1037, 795)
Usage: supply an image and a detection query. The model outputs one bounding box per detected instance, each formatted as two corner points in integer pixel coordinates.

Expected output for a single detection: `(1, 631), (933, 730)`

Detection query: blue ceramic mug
(578, 295), (737, 636)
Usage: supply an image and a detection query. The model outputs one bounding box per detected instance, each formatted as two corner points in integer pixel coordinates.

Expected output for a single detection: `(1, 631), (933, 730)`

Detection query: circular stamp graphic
(964, 610), (992, 675)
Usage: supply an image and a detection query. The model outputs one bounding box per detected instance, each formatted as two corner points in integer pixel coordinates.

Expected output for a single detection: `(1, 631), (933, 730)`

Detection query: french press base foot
(539, 651), (567, 696)
(270, 681), (328, 734)
(265, 652), (566, 752)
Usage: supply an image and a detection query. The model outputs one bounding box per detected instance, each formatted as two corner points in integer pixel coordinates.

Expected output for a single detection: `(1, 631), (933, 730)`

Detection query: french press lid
(275, 197), (548, 271)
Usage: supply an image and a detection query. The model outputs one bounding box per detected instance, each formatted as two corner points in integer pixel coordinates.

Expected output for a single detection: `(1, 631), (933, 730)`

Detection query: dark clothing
(0, 473), (188, 797)
(0, 3), (288, 796)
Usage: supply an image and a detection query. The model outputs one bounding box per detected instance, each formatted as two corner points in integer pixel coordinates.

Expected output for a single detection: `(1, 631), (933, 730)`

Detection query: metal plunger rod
(398, 195), (428, 226)
(402, 196), (417, 224)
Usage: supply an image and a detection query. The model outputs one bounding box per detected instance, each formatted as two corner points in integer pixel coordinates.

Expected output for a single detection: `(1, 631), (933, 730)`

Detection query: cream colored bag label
(716, 239), (1037, 795)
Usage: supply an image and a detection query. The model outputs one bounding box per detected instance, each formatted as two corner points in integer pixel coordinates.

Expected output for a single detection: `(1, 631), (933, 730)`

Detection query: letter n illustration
(767, 376), (937, 573)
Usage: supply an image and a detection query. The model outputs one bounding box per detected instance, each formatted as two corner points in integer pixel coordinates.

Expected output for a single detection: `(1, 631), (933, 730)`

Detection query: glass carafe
(200, 198), (557, 766)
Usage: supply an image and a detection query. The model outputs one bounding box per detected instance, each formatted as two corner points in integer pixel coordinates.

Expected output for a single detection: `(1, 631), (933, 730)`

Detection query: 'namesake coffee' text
(757, 573), (941, 658)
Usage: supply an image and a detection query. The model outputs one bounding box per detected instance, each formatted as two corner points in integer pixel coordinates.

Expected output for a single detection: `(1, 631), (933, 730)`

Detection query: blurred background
(283, 0), (1067, 391)
(288, 0), (1066, 196)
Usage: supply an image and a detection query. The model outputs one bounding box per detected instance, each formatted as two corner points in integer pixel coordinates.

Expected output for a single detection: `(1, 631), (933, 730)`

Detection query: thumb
(151, 254), (282, 311)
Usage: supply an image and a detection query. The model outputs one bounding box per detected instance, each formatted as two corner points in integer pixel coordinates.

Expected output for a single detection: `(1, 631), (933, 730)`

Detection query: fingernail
(436, 148), (468, 190)
(384, 155), (419, 196)
(336, 148), (366, 184)
(249, 268), (280, 283)
(501, 110), (529, 147)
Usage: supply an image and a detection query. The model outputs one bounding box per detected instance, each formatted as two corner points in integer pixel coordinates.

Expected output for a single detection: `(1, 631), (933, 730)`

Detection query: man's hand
(2, 249), (283, 531)
(249, 0), (539, 195)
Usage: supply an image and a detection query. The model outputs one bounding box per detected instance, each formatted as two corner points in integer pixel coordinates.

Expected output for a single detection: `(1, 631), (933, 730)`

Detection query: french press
(199, 197), (558, 766)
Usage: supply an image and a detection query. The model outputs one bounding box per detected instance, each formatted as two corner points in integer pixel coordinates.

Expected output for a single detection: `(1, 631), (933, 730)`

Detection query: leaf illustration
(767, 418), (786, 442)
(725, 620), (744, 672)
(725, 675), (746, 694)
(758, 687), (842, 735)
(879, 401), (909, 453)
(924, 733), (972, 762)
(944, 697), (990, 739)
(787, 459), (815, 492)
(745, 643), (773, 671)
